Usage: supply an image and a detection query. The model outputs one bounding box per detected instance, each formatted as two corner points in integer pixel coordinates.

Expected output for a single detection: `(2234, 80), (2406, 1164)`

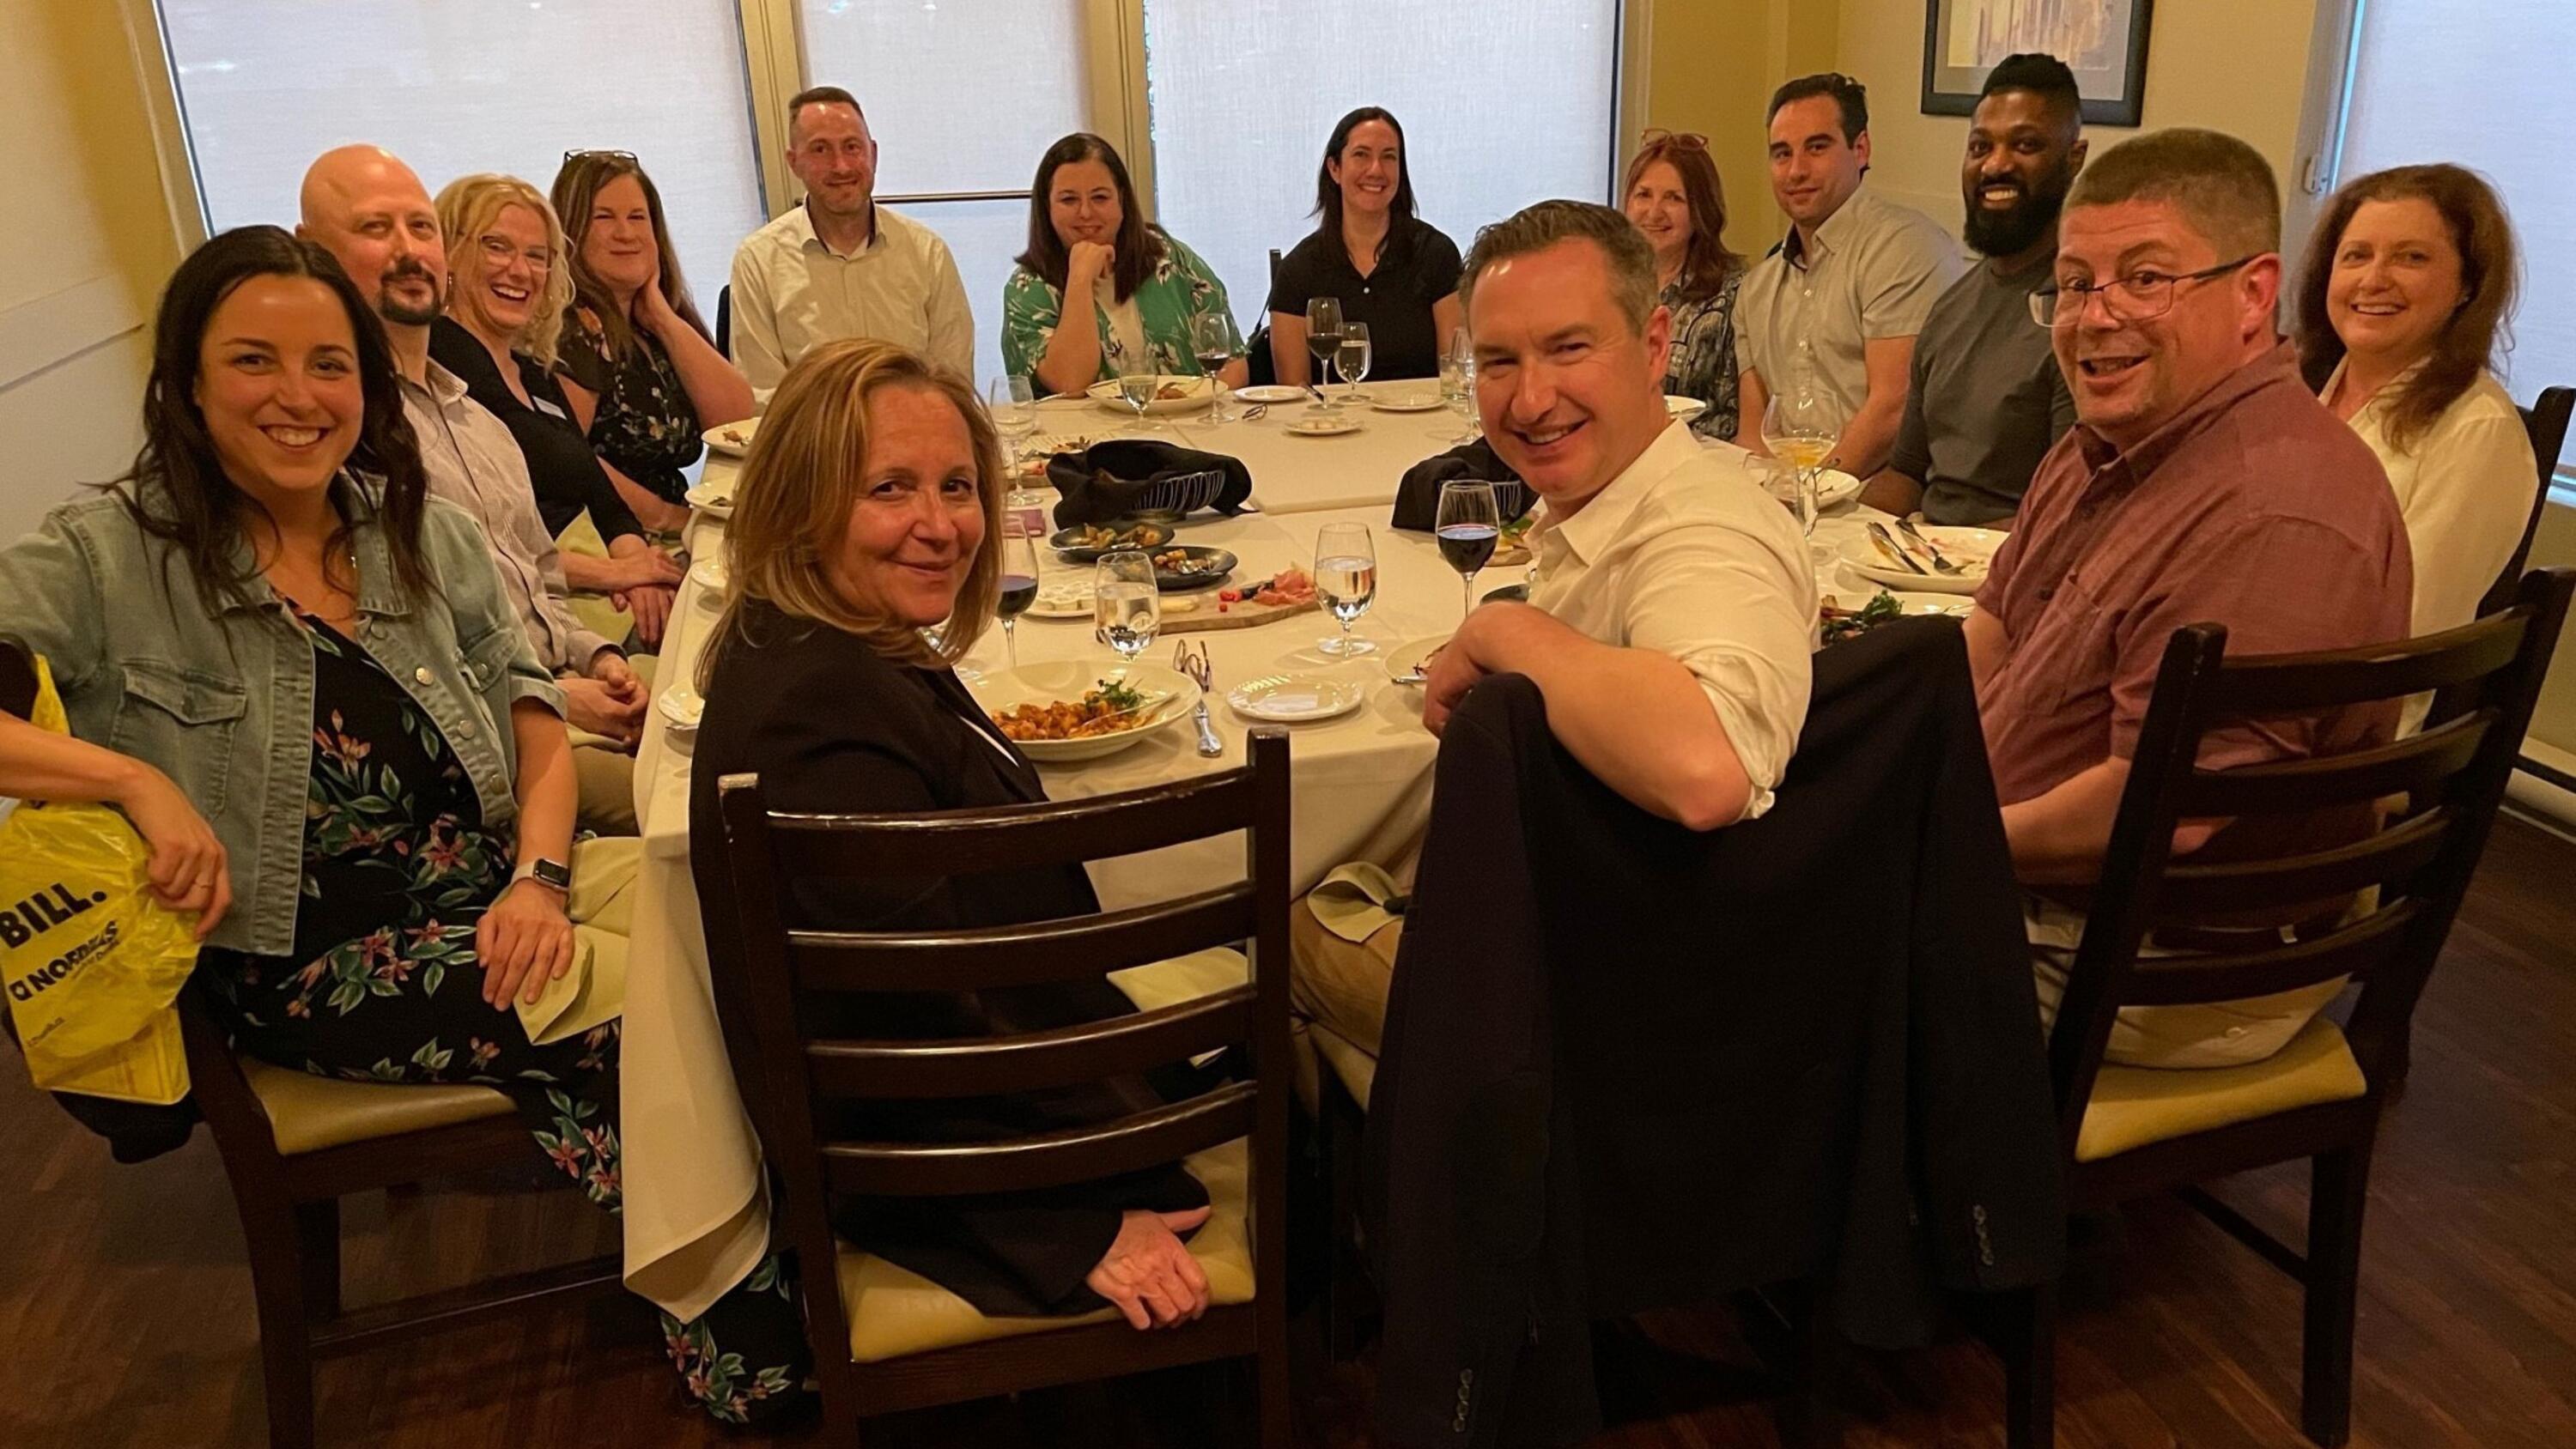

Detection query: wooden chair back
(2478, 385), (2573, 618)
(0, 633), (35, 719)
(2046, 569), (2575, 1154)
(711, 730), (1294, 1409)
(714, 282), (733, 359)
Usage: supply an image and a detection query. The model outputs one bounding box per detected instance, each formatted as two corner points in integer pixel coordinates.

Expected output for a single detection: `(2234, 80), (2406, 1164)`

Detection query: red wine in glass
(998, 573), (1038, 618)
(1435, 524), (1498, 575)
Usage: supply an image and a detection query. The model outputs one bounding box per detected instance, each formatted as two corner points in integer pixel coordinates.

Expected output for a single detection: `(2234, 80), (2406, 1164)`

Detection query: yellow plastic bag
(1, 656), (199, 1105)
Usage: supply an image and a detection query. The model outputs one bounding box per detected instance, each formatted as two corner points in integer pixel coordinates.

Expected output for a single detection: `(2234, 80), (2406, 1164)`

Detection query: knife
(1894, 517), (1965, 575)
(1867, 522), (1930, 575)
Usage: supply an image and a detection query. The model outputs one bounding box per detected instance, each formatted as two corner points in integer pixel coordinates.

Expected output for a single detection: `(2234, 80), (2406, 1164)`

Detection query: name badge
(532, 396), (568, 421)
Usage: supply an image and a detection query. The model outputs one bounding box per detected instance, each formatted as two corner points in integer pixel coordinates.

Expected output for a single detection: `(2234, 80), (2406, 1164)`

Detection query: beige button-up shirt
(2324, 362), (2534, 636)
(400, 361), (614, 676)
(1526, 422), (1819, 819)
(727, 201), (975, 403)
(1733, 185), (1962, 427)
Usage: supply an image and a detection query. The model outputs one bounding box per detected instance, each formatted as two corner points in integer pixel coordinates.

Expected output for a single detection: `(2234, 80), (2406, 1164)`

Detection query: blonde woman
(427, 173), (683, 641)
(688, 339), (1218, 1336)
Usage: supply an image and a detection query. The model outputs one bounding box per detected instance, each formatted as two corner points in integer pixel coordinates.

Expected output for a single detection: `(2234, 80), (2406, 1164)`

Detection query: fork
(1866, 521), (1930, 575)
(1174, 640), (1223, 757)
(1894, 517), (1965, 576)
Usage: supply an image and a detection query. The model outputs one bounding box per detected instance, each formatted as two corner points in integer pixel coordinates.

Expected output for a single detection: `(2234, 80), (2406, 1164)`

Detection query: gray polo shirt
(1733, 186), (1962, 427)
(1889, 252), (2075, 525)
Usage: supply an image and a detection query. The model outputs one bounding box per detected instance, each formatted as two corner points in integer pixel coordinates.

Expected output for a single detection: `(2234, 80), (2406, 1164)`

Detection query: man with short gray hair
(1967, 128), (2413, 1069)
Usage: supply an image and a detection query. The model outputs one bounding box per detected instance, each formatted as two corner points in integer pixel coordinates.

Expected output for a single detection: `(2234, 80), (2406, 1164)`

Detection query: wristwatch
(513, 858), (573, 894)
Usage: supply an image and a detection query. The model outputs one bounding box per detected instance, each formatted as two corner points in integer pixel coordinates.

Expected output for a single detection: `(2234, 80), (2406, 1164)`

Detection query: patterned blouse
(1000, 229), (1242, 385)
(556, 309), (703, 505)
(1662, 268), (1745, 441)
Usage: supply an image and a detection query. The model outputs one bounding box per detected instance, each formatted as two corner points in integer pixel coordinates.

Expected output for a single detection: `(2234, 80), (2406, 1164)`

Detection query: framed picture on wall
(1920, 0), (2155, 127)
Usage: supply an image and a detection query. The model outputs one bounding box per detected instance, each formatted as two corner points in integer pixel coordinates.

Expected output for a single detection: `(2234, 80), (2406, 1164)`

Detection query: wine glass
(1760, 389), (1834, 537)
(1094, 550), (1161, 663)
(1312, 521), (1378, 658)
(987, 374), (1037, 459)
(1336, 321), (1373, 403)
(1434, 480), (1502, 622)
(995, 520), (1040, 670)
(1439, 328), (1479, 443)
(1304, 296), (1345, 403)
(1190, 312), (1236, 422)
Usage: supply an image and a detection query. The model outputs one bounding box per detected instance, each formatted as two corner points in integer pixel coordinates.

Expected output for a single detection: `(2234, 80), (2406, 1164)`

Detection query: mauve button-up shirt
(1975, 341), (2415, 809)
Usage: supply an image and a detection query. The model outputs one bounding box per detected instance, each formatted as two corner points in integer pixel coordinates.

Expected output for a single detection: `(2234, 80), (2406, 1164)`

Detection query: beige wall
(0, 0), (182, 543)
(1837, 0), (2320, 233)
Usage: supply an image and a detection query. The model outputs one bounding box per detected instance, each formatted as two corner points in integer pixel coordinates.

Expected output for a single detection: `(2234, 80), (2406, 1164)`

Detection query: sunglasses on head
(562, 149), (640, 167)
(1640, 129), (1710, 151)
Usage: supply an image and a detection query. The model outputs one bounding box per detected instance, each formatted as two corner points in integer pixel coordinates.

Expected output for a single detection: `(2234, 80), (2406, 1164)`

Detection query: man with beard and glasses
(1862, 53), (2085, 524)
(299, 144), (648, 834)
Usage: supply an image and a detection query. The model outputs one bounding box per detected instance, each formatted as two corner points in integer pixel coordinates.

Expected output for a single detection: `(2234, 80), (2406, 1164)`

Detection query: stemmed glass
(1760, 389), (1834, 537)
(995, 520), (1040, 670)
(1438, 327), (1479, 443)
(1094, 550), (1162, 663)
(1312, 521), (1377, 658)
(1303, 297), (1346, 404)
(987, 374), (1037, 461)
(1190, 312), (1236, 422)
(1105, 334), (1156, 434)
(1335, 321), (1373, 403)
(1434, 480), (1502, 622)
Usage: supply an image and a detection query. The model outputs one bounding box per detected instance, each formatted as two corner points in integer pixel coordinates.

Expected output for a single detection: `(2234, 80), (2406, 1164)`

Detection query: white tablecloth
(618, 432), (1902, 1319)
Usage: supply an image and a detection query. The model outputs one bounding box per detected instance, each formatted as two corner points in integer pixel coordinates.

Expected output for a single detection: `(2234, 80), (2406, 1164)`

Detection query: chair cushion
(833, 1141), (1256, 1364)
(241, 1058), (516, 1155)
(2075, 1015), (2369, 1163)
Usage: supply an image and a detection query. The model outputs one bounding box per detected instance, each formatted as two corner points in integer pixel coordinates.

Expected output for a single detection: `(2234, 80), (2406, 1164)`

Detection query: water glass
(1094, 551), (1161, 662)
(1440, 330), (1479, 443)
(987, 375), (1037, 458)
(1313, 521), (1378, 658)
(1336, 320), (1373, 402)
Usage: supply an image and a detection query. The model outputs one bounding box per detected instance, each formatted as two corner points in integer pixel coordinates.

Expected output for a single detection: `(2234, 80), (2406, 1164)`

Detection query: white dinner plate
(656, 684), (705, 731)
(1812, 468), (1862, 512)
(1832, 524), (2006, 595)
(683, 481), (733, 518)
(688, 555), (730, 591)
(1087, 376), (1216, 415)
(968, 661), (1200, 762)
(1233, 384), (1307, 404)
(702, 417), (757, 458)
(1665, 395), (1709, 423)
(1818, 587), (1975, 620)
(1367, 386), (1448, 413)
(1384, 635), (1451, 684)
(1285, 415), (1364, 438)
(1226, 674), (1367, 723)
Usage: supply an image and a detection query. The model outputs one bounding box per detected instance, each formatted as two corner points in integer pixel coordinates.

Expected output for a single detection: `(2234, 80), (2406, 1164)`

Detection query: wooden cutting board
(1159, 591), (1319, 634)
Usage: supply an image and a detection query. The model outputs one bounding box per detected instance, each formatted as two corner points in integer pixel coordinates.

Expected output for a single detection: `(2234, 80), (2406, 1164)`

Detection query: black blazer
(1363, 620), (2065, 1447)
(689, 603), (1204, 1316)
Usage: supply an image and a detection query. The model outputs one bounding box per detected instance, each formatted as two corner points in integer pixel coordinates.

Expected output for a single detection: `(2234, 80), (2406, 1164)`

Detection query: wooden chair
(715, 282), (733, 359)
(2477, 385), (2572, 620)
(709, 729), (1295, 1447)
(1997, 567), (2576, 1449)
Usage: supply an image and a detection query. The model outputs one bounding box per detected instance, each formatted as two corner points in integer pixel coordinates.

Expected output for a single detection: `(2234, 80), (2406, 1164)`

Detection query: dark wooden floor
(7, 815), (2574, 1449)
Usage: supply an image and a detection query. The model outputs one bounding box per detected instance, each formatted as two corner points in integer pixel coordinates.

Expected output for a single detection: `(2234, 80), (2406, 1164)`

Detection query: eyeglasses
(475, 233), (555, 274)
(2029, 256), (2263, 328)
(562, 149), (639, 167)
(1639, 128), (1710, 151)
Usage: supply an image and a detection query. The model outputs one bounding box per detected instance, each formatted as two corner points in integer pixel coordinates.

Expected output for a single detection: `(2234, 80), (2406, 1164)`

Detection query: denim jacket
(0, 478), (564, 956)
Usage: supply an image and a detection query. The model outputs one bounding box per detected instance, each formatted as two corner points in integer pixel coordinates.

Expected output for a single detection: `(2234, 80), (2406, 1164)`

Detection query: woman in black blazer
(686, 338), (1213, 1336)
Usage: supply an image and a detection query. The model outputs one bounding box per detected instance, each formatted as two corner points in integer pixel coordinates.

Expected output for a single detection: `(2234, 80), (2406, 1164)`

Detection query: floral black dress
(558, 309), (703, 506)
(200, 606), (808, 1424)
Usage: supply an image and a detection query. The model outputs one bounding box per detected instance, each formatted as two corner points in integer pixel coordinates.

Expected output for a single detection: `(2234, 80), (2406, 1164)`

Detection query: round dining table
(615, 392), (1913, 1320)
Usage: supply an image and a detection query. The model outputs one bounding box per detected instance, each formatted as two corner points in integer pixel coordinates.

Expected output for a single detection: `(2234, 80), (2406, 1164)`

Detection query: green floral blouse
(999, 230), (1242, 385)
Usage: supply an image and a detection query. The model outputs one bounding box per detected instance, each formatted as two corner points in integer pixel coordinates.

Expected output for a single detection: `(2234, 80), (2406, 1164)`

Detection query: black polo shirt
(428, 318), (644, 543)
(1263, 217), (1463, 381)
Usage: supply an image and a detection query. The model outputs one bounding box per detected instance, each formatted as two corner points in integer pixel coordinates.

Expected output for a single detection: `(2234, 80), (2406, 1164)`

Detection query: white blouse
(2324, 362), (2537, 637)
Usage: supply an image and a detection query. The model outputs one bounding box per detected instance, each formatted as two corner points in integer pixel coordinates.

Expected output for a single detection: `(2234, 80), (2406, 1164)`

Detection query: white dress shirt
(400, 361), (614, 675)
(1525, 421), (1819, 818)
(727, 201), (975, 403)
(2324, 362), (2536, 637)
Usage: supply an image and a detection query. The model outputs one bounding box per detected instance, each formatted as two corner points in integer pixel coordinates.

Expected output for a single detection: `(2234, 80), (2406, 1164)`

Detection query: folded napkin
(516, 836), (638, 1045)
(1389, 439), (1532, 532)
(1048, 440), (1253, 525)
(1306, 862), (1410, 944)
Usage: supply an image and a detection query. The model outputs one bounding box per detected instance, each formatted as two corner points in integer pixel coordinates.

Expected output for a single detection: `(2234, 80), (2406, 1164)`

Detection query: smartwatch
(513, 858), (573, 894)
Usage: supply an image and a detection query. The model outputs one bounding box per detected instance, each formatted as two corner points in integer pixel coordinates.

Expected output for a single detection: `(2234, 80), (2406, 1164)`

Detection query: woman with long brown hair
(2297, 163), (2534, 644)
(1623, 130), (1747, 439)
(550, 150), (752, 525)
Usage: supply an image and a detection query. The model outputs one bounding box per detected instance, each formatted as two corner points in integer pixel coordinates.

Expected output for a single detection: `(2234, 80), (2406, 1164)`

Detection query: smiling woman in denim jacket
(0, 226), (805, 1425)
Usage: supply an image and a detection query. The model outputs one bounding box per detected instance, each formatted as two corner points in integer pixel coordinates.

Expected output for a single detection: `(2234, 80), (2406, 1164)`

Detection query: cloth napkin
(1307, 861), (1410, 944)
(515, 836), (638, 1046)
(1389, 439), (1531, 532)
(1048, 440), (1254, 525)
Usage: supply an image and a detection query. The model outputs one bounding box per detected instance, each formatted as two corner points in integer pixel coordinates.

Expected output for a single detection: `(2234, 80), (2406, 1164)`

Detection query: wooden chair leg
(295, 1199), (342, 1320)
(241, 1197), (320, 1449)
(2002, 1282), (2057, 1449)
(2302, 1146), (2372, 1447)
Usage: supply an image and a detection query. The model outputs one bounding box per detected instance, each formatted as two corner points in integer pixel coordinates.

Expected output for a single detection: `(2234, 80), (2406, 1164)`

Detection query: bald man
(298, 145), (646, 834)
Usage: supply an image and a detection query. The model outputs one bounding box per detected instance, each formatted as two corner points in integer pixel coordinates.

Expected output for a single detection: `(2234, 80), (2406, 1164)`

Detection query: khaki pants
(1287, 894), (1405, 1110)
(2025, 896), (2344, 1070)
(572, 743), (639, 836)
